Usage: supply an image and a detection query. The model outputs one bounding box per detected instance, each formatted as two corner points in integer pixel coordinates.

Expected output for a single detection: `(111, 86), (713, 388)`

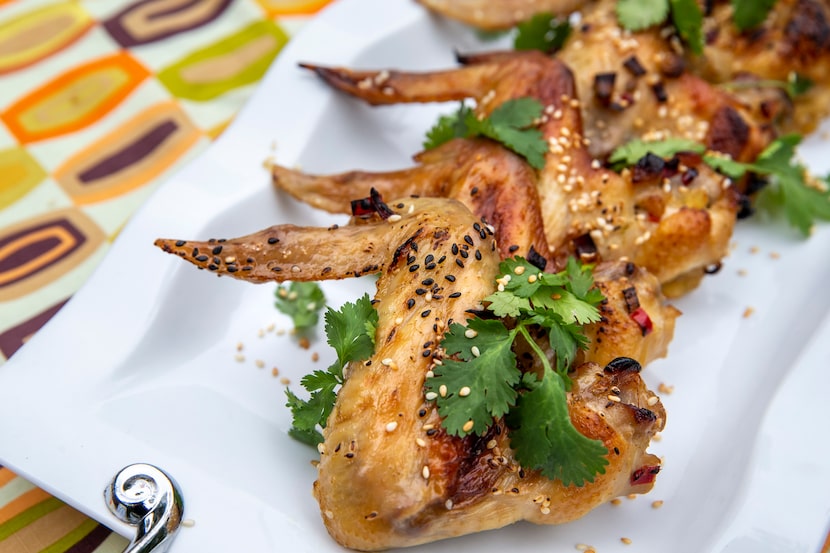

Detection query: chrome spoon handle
(105, 463), (184, 553)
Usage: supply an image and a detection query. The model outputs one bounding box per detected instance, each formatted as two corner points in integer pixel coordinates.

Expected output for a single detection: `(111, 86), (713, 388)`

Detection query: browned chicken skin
(155, 197), (665, 551)
(415, 0), (584, 30)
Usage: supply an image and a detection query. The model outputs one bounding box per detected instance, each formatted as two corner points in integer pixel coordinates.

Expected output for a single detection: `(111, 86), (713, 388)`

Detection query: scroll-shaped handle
(104, 463), (184, 553)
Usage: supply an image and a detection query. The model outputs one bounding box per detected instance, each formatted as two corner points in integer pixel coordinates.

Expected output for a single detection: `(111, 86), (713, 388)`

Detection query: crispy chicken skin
(700, 0), (830, 133)
(557, 0), (782, 162)
(294, 51), (739, 295)
(155, 197), (665, 551)
(271, 138), (550, 261)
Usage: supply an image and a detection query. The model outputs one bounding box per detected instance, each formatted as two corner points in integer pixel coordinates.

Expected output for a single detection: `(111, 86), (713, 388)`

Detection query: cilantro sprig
(285, 294), (378, 445)
(425, 257), (609, 486)
(513, 12), (571, 53)
(275, 281), (326, 330)
(616, 0), (703, 54)
(423, 98), (548, 169)
(609, 136), (830, 236)
(731, 0), (777, 30)
(616, 0), (780, 54)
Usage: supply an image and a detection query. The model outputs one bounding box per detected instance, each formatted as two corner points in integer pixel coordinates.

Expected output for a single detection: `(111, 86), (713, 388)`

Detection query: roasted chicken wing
(155, 196), (665, 551)
(291, 51), (739, 295)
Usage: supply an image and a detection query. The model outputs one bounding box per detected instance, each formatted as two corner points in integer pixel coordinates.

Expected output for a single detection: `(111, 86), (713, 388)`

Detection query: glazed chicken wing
(292, 51), (739, 295)
(414, 0), (585, 30)
(155, 196), (665, 551)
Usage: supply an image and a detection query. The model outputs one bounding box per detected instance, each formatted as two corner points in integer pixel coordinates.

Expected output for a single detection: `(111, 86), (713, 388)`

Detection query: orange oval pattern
(0, 2), (93, 75)
(54, 101), (202, 205)
(0, 51), (149, 144)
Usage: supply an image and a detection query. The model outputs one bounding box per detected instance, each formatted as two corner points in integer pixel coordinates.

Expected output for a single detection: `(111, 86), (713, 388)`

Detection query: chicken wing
(271, 138), (550, 261)
(155, 196), (665, 551)
(293, 51), (739, 295)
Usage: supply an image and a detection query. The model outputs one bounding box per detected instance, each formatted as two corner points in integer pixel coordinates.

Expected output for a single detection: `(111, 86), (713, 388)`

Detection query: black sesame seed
(470, 186), (479, 195)
(455, 259), (464, 268)
(212, 246), (223, 255)
(416, 288), (427, 295)
(464, 235), (474, 246)
(437, 255), (446, 264)
(191, 248), (199, 257)
(508, 245), (519, 252)
(409, 264), (420, 272)
(208, 264), (218, 270)
(227, 266), (238, 273)
(473, 222), (481, 232)
(419, 409), (427, 417)
(175, 240), (186, 247)
(425, 263), (436, 270)
(421, 309), (431, 317)
(242, 266), (252, 271)
(421, 278), (434, 286)
(407, 298), (415, 309)
(195, 254), (209, 262)
(460, 249), (468, 259)
(451, 244), (459, 255)
(445, 274), (456, 282)
(425, 254), (434, 264)
(411, 242), (418, 252)
(479, 230), (487, 240)
(272, 267), (282, 272)
(449, 292), (461, 298)
(267, 237), (279, 245)
(213, 257), (221, 264)
(426, 429), (437, 436)
(246, 257), (254, 263)
(422, 350), (431, 357)
(475, 250), (482, 260)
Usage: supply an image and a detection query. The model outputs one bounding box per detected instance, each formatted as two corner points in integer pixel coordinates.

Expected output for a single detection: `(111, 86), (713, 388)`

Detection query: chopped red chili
(630, 307), (653, 336)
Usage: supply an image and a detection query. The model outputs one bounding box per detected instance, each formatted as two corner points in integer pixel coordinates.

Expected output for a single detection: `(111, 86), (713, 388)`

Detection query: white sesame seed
(386, 421), (398, 432)
(425, 370), (435, 378)
(422, 466), (430, 479)
(445, 499), (454, 510)
(416, 438), (426, 447)
(459, 386), (471, 397)
(528, 274), (537, 283)
(471, 346), (481, 357)
(514, 265), (526, 275)
(234, 354), (245, 362)
(439, 385), (447, 397)
(486, 439), (497, 449)
(255, 359), (265, 368)
(462, 420), (474, 432)
(388, 214), (402, 222)
(381, 358), (394, 366)
(425, 391), (438, 401)
(607, 395), (621, 402)
(317, 443), (327, 454)
(465, 328), (478, 339)
(647, 396), (659, 406)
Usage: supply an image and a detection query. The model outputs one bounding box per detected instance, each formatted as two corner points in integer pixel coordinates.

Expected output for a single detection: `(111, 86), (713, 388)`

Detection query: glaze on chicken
(155, 197), (665, 551)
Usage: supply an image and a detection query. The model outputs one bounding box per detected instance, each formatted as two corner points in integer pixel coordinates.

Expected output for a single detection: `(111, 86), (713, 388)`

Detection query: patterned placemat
(0, 0), (331, 550)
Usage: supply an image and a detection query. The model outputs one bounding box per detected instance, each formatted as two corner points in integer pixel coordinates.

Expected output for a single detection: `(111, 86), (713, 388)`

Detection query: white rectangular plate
(1, 1), (829, 551)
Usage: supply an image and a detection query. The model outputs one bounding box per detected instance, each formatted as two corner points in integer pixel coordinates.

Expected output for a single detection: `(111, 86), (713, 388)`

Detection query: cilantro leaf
(275, 281), (326, 330)
(423, 98), (547, 169)
(514, 13), (572, 53)
(751, 136), (830, 235)
(423, 103), (474, 150)
(731, 0), (776, 30)
(508, 371), (609, 486)
(616, 0), (670, 31)
(426, 256), (607, 484)
(608, 137), (705, 169)
(286, 294), (377, 445)
(669, 0), (704, 54)
(428, 319), (521, 436)
(325, 294), (378, 371)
